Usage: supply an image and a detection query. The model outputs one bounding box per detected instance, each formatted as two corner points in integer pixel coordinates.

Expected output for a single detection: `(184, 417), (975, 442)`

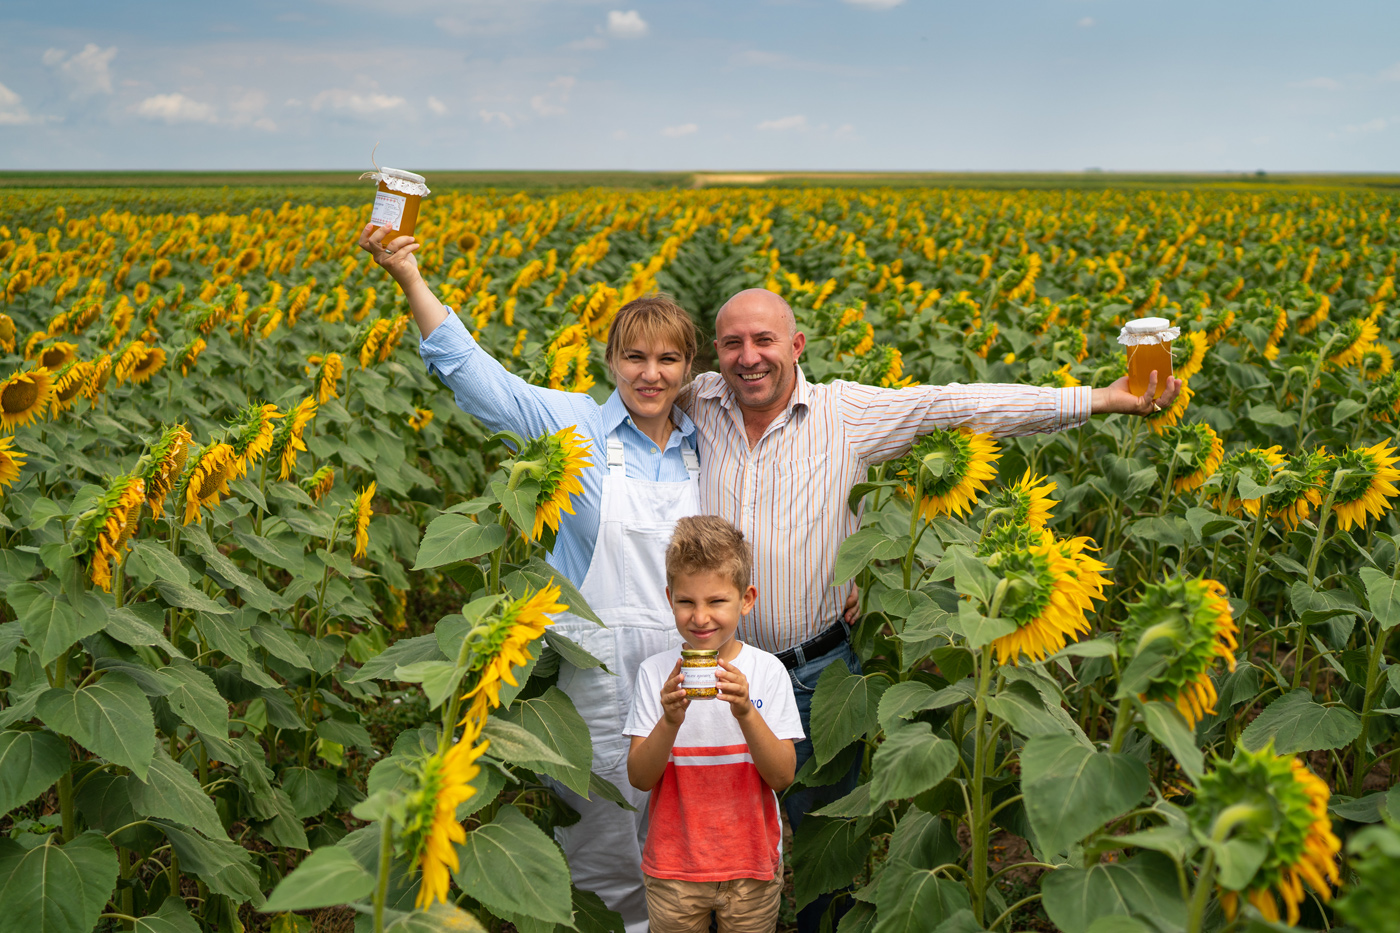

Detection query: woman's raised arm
(359, 223), (449, 338)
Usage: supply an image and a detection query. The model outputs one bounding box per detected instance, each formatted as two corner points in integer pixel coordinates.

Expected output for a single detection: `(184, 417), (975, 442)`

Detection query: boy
(625, 515), (803, 933)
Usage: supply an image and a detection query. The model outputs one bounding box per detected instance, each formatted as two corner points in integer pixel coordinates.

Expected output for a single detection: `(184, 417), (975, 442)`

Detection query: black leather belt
(775, 620), (851, 671)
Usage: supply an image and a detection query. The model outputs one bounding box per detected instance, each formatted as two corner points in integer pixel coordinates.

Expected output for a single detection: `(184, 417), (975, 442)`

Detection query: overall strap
(606, 434), (626, 475)
(680, 438), (700, 480)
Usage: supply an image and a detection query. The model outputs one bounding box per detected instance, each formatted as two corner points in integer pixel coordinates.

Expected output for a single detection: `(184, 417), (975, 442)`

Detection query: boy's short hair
(603, 293), (698, 375)
(665, 516), (752, 592)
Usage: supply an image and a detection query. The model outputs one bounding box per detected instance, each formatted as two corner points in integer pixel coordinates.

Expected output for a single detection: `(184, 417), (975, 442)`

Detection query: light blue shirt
(418, 311), (698, 586)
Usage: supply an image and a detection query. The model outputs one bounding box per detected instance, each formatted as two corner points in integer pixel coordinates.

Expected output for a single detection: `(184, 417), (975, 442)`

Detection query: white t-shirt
(624, 642), (804, 882)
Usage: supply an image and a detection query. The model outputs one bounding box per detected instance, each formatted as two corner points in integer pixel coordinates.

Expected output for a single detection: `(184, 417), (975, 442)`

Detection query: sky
(1, 0), (1398, 172)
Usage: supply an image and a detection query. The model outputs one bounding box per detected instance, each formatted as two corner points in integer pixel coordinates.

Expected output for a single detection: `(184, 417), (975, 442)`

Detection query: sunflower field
(1, 179), (1399, 933)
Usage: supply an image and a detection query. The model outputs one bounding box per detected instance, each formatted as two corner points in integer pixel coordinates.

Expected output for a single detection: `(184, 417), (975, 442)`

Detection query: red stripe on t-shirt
(671, 744), (750, 757)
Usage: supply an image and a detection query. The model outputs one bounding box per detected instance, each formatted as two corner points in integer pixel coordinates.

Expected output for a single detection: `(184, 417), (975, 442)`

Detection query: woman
(360, 223), (699, 933)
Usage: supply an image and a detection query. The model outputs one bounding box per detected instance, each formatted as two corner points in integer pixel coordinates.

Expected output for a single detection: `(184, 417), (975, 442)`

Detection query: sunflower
(1371, 371), (1400, 423)
(317, 352), (344, 403)
(983, 535), (1100, 665)
(84, 355), (113, 400)
(1328, 317), (1380, 369)
(460, 583), (568, 725)
(1216, 446), (1285, 516)
(1296, 293), (1330, 336)
(128, 346), (166, 384)
(112, 341), (149, 385)
(409, 408), (435, 432)
(269, 398), (317, 480)
(0, 435), (25, 493)
(1203, 307), (1235, 346)
(178, 338), (207, 376)
(987, 471), (1059, 531)
(966, 321), (999, 359)
(1174, 330), (1208, 381)
(1327, 441), (1400, 532)
(1161, 422), (1223, 493)
(1195, 745), (1340, 926)
(38, 341), (78, 371)
(357, 318), (394, 369)
(353, 482), (376, 558)
(0, 367), (55, 432)
(140, 424), (192, 519)
(1001, 253), (1041, 304)
(228, 403), (282, 478)
(403, 722), (490, 907)
(1039, 362), (1081, 389)
(1270, 448), (1333, 531)
(0, 313), (15, 353)
(1263, 306), (1289, 361)
(181, 442), (237, 525)
(1359, 343), (1393, 381)
(301, 466), (335, 502)
(507, 426), (593, 541)
(49, 360), (93, 416)
(896, 428), (1001, 520)
(1145, 381), (1194, 435)
(379, 314), (411, 362)
(1119, 576), (1237, 726)
(75, 474), (146, 592)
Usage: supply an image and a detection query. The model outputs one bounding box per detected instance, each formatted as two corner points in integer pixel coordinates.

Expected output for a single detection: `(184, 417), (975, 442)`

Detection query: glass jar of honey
(362, 168), (430, 241)
(681, 648), (719, 699)
(1118, 317), (1180, 398)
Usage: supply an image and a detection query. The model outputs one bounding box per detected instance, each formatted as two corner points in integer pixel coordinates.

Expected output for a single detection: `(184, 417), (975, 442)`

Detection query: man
(679, 287), (1179, 932)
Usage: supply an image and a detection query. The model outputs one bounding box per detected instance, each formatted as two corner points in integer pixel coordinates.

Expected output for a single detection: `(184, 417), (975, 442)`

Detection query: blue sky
(1, 0), (1397, 172)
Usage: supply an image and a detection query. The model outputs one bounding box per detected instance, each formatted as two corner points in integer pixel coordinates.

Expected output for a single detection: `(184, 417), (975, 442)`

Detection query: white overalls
(553, 430), (700, 933)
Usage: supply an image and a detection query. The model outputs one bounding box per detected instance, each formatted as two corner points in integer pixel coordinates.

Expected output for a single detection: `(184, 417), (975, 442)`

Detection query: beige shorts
(642, 873), (783, 933)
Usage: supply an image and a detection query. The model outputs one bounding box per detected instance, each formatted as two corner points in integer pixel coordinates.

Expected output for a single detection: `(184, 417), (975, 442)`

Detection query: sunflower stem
(1107, 697), (1136, 755)
(1158, 446), (1181, 517)
(1296, 334), (1340, 448)
(903, 472), (925, 590)
(1184, 847), (1217, 933)
(372, 815), (393, 933)
(1350, 618), (1386, 797)
(968, 640), (996, 927)
(1294, 480), (1340, 690)
(1241, 492), (1271, 614)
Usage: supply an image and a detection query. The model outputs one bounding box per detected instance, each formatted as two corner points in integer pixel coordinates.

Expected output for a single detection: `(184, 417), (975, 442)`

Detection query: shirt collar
(601, 389), (697, 441)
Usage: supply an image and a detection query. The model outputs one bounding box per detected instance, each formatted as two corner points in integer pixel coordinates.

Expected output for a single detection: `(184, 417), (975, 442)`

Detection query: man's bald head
(712, 288), (806, 417)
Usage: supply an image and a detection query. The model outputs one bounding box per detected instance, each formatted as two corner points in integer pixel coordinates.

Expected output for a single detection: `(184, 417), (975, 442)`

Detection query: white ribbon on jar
(359, 168), (431, 198)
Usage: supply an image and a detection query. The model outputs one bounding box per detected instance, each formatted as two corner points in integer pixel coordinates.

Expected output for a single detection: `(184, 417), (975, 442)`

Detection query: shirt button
(651, 446), (658, 453)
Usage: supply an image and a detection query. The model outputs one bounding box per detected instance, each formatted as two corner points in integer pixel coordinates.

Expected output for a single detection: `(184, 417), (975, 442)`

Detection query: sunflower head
(982, 535), (1100, 665)
(50, 360), (93, 415)
(227, 402), (282, 473)
(317, 352), (344, 403)
(139, 424), (193, 518)
(506, 427), (594, 542)
(270, 397), (318, 480)
(400, 721), (490, 908)
(1161, 422), (1224, 493)
(986, 470), (1059, 532)
(178, 337), (207, 376)
(460, 583), (568, 723)
(1145, 381), (1194, 435)
(1327, 315), (1380, 368)
(180, 441), (237, 525)
(73, 473), (147, 591)
(37, 341), (78, 371)
(895, 428), (1001, 520)
(0, 367), (56, 432)
(0, 435), (26, 493)
(409, 407), (435, 432)
(1270, 447), (1333, 531)
(1118, 576), (1237, 726)
(353, 482), (376, 558)
(1193, 744), (1340, 926)
(301, 465), (335, 502)
(1174, 330), (1209, 381)
(84, 355), (113, 400)
(1216, 446), (1285, 516)
(1328, 440), (1400, 532)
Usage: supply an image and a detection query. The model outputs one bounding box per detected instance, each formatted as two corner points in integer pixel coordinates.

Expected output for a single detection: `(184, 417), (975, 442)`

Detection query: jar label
(683, 667), (717, 690)
(371, 192), (406, 229)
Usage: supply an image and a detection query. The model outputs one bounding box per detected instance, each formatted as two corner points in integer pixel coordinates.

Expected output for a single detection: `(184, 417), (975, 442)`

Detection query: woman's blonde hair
(603, 293), (698, 376)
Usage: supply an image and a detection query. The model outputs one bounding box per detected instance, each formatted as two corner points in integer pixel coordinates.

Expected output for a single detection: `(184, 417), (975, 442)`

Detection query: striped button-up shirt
(679, 367), (1093, 654)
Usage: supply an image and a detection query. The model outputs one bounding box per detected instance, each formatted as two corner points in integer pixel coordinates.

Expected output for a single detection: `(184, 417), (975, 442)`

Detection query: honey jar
(681, 648), (719, 699)
(362, 168), (430, 241)
(1118, 317), (1179, 398)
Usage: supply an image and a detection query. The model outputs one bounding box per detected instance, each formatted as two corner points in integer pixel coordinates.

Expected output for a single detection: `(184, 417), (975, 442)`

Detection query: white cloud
(136, 93), (218, 124)
(44, 43), (118, 98)
(427, 96), (448, 116)
(757, 114), (808, 131)
(842, 0), (906, 8)
(607, 10), (649, 38)
(1078, 16), (1095, 27)
(479, 109), (515, 127)
(569, 36), (607, 51)
(1344, 117), (1388, 135)
(1292, 76), (1342, 90)
(530, 75), (575, 117)
(661, 123), (698, 137)
(311, 87), (407, 115)
(0, 82), (40, 125)
(612, 129), (628, 140)
(1380, 62), (1400, 82)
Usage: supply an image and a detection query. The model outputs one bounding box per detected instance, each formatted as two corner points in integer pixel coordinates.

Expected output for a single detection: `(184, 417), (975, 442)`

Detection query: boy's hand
(359, 223), (421, 282)
(661, 659), (690, 726)
(716, 658), (752, 720)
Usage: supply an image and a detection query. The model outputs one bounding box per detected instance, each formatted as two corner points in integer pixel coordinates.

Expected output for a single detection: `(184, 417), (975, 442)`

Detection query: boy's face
(666, 570), (757, 652)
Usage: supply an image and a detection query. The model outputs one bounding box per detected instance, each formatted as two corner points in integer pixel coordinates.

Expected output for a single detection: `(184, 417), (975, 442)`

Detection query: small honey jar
(681, 648), (719, 699)
(1118, 317), (1179, 398)
(362, 167), (430, 241)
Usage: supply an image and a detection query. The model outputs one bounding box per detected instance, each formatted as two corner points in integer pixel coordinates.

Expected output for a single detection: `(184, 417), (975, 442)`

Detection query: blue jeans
(784, 635), (862, 933)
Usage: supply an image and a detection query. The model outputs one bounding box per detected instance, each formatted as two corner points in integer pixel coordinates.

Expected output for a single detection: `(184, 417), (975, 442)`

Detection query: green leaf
(0, 832), (118, 933)
(1333, 397), (1367, 424)
(133, 897), (200, 933)
(348, 634), (447, 683)
(383, 904), (489, 933)
(809, 660), (884, 766)
(282, 766), (339, 819)
(104, 607), (182, 656)
(947, 601), (1015, 649)
(251, 623), (313, 670)
(412, 514), (508, 571)
(130, 746), (225, 839)
(887, 809), (959, 870)
(869, 722), (958, 804)
(8, 583), (106, 666)
(154, 819), (263, 902)
(36, 672), (156, 780)
(938, 545), (998, 604)
(496, 687), (593, 796)
(1040, 852), (1187, 933)
(872, 858), (972, 933)
(543, 630), (611, 674)
(315, 717), (373, 750)
(813, 782), (881, 819)
(792, 815), (872, 910)
(0, 730), (69, 818)
(1248, 403), (1297, 428)
(263, 845), (375, 911)
(1140, 701), (1204, 780)
(1021, 734), (1149, 856)
(491, 479), (542, 539)
(130, 540), (192, 586)
(877, 681), (939, 732)
(153, 577), (232, 615)
(505, 557), (602, 627)
(452, 805), (572, 925)
(985, 680), (1091, 746)
(1238, 689), (1362, 755)
(567, 887), (626, 933)
(161, 660), (229, 740)
(480, 718), (574, 772)
(183, 525), (290, 611)
(1360, 567), (1400, 630)
(833, 527), (908, 586)
(394, 661), (464, 710)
